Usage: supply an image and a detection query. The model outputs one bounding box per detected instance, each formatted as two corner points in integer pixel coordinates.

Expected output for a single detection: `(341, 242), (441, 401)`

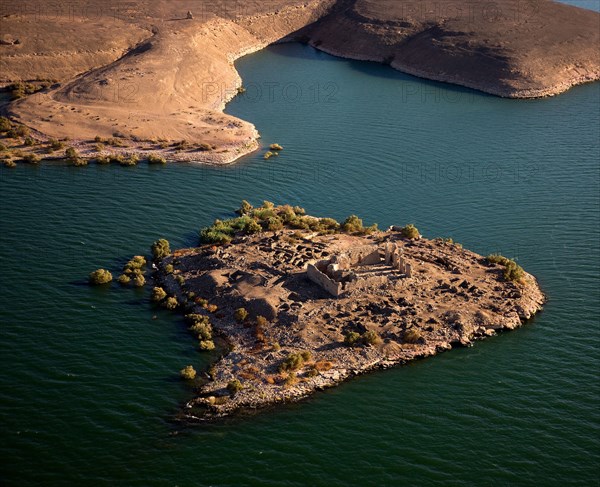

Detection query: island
(146, 202), (545, 420)
(1, 0), (598, 166)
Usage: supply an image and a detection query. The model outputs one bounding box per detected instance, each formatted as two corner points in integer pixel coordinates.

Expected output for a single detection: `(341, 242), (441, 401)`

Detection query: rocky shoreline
(147, 204), (545, 421)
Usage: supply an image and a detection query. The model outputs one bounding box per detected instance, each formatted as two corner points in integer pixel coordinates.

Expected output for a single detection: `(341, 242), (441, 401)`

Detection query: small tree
(342, 215), (363, 233)
(89, 269), (112, 285)
(151, 286), (167, 302)
(401, 224), (420, 239)
(164, 296), (178, 310)
(151, 239), (170, 260)
(180, 365), (196, 380)
(199, 339), (215, 351)
(344, 331), (361, 346)
(234, 308), (249, 322)
(361, 330), (382, 346)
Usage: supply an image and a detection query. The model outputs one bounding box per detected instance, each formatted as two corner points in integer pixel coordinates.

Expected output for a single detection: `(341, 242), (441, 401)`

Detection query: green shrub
(151, 287), (167, 302)
(151, 239), (170, 260)
(227, 379), (243, 396)
(344, 331), (361, 346)
(120, 153), (139, 166)
(264, 151), (274, 160)
(185, 313), (210, 325)
(89, 268), (112, 285)
(95, 155), (110, 165)
(132, 274), (145, 287)
(487, 254), (511, 266)
(504, 260), (525, 282)
(164, 296), (178, 310)
(14, 125), (29, 137)
(47, 138), (65, 152)
(24, 136), (35, 146)
(180, 365), (196, 380)
(124, 255), (146, 272)
(164, 264), (174, 274)
(147, 153), (167, 164)
(117, 274), (131, 285)
(190, 322), (212, 340)
(400, 224), (420, 239)
(342, 215), (363, 233)
(23, 153), (40, 164)
(65, 147), (82, 165)
(361, 330), (381, 346)
(270, 143), (283, 151)
(199, 339), (215, 351)
(0, 117), (12, 132)
(487, 254), (525, 282)
(278, 351), (311, 373)
(266, 216), (283, 231)
(200, 228), (232, 245)
(238, 200), (253, 215)
(234, 308), (249, 322)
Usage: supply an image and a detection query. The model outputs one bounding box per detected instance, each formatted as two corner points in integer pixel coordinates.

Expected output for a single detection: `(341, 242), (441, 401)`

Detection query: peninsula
(1, 0), (598, 165)
(148, 203), (545, 420)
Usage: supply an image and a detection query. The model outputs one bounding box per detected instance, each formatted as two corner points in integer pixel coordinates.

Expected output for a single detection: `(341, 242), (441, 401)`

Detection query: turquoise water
(1, 41), (598, 485)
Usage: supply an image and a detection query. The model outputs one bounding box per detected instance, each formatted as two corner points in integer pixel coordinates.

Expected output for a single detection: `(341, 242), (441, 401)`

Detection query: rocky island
(148, 203), (545, 420)
(0, 0), (598, 166)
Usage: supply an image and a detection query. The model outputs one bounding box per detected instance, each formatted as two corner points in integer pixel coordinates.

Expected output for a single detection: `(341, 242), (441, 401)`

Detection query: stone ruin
(306, 242), (412, 297)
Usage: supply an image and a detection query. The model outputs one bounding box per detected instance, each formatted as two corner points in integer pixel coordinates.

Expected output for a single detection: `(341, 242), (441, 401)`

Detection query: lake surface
(1, 39), (598, 486)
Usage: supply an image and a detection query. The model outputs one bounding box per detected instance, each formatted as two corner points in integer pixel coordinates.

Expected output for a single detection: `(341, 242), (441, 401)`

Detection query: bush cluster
(278, 351), (312, 373)
(180, 365), (196, 380)
(151, 286), (167, 302)
(400, 224), (420, 239)
(344, 330), (382, 347)
(234, 308), (249, 322)
(486, 254), (525, 282)
(341, 215), (378, 235)
(89, 268), (112, 285)
(151, 239), (170, 260)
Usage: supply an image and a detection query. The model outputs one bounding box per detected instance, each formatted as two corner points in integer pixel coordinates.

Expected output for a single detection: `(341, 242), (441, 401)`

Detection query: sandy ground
(1, 0), (598, 164)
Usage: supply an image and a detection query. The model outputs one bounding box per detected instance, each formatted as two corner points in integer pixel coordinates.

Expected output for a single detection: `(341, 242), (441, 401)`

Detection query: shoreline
(1, 0), (598, 166)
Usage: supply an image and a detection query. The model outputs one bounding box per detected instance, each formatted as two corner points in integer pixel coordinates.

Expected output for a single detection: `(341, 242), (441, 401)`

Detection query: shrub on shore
(147, 153), (167, 164)
(132, 274), (145, 287)
(342, 215), (363, 233)
(65, 147), (85, 166)
(344, 331), (361, 346)
(151, 239), (170, 260)
(180, 365), (197, 380)
(4, 159), (17, 168)
(269, 143), (283, 151)
(234, 308), (249, 322)
(24, 136), (35, 146)
(400, 224), (420, 239)
(23, 153), (40, 164)
(227, 379), (243, 396)
(89, 269), (113, 285)
(199, 339), (215, 351)
(117, 274), (131, 286)
(486, 254), (525, 282)
(151, 286), (167, 302)
(164, 296), (178, 310)
(48, 138), (65, 152)
(278, 351), (312, 373)
(361, 330), (382, 346)
(0, 117), (12, 132)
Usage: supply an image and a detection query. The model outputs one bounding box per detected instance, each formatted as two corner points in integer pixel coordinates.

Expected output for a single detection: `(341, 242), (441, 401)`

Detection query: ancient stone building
(307, 242), (412, 297)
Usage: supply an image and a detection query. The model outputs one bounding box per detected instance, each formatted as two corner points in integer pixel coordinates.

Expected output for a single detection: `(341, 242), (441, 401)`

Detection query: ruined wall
(385, 242), (412, 277)
(307, 263), (342, 297)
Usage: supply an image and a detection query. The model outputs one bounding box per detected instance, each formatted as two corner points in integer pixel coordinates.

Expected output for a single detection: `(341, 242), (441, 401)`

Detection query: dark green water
(1, 40), (599, 485)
